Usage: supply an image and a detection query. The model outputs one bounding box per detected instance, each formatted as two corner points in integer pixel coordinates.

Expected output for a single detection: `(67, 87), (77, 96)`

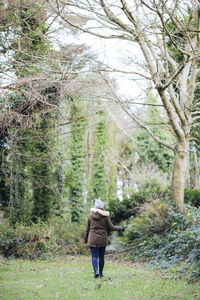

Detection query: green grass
(0, 256), (199, 300)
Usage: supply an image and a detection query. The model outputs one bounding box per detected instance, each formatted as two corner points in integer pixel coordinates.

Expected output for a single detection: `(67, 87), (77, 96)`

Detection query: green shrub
(50, 217), (89, 255)
(122, 200), (200, 281)
(107, 186), (170, 224)
(184, 188), (200, 207)
(124, 199), (169, 241)
(0, 216), (89, 259)
(0, 222), (56, 259)
(107, 196), (139, 225)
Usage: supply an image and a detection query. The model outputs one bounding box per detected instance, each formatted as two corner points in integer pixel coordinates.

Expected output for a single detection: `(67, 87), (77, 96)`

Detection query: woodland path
(0, 256), (200, 300)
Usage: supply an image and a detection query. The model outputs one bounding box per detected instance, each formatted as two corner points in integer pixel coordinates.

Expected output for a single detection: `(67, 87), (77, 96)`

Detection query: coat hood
(90, 208), (110, 219)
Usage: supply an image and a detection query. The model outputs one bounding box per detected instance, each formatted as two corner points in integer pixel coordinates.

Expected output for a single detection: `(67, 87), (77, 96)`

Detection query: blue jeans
(90, 246), (106, 276)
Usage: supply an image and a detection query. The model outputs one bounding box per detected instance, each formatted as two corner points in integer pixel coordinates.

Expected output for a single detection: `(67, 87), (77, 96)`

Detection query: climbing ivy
(8, 132), (32, 225)
(0, 2), (60, 224)
(88, 111), (108, 204)
(106, 122), (118, 203)
(0, 135), (10, 212)
(30, 117), (57, 223)
(68, 97), (88, 222)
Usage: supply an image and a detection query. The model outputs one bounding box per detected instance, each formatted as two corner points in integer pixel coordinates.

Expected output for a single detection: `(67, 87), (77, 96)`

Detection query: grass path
(0, 256), (199, 300)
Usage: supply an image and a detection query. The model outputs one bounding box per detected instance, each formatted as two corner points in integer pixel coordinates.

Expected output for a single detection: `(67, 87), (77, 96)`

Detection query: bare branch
(0, 75), (47, 90)
(47, 0), (134, 40)
(99, 0), (136, 35)
(101, 74), (174, 151)
(192, 115), (200, 122)
(190, 137), (200, 143)
(123, 102), (175, 151)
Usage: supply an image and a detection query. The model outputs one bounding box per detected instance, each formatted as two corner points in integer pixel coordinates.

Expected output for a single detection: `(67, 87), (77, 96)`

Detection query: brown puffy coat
(84, 208), (123, 247)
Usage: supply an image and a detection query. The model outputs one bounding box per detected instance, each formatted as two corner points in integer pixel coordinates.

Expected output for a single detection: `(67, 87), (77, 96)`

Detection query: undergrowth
(0, 217), (88, 259)
(0, 222), (56, 259)
(122, 199), (200, 282)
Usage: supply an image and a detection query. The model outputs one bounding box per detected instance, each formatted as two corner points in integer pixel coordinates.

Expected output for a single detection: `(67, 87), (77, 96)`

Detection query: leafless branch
(101, 73), (174, 151)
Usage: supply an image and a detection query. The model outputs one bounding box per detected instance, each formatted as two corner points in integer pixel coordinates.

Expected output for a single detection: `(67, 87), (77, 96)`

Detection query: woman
(84, 198), (124, 278)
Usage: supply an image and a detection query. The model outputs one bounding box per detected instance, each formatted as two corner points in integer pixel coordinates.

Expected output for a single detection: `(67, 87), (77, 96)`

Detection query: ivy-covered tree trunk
(106, 123), (118, 202)
(9, 136), (32, 225)
(0, 2), (53, 224)
(30, 118), (57, 223)
(69, 99), (87, 222)
(88, 114), (108, 203)
(0, 139), (10, 211)
(1, 2), (62, 224)
(31, 163), (54, 223)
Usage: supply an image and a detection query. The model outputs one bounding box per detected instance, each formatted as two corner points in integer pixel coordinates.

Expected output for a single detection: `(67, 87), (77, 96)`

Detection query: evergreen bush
(122, 200), (200, 281)
(108, 185), (170, 224)
(184, 188), (200, 207)
(0, 217), (89, 259)
(50, 217), (88, 255)
(0, 222), (56, 259)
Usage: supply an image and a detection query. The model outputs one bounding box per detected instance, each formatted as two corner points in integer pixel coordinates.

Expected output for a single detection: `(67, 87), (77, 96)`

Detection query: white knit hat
(95, 198), (104, 209)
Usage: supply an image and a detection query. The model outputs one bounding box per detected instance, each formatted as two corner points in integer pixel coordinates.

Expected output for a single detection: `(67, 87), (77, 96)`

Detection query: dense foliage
(107, 184), (170, 224)
(0, 217), (88, 259)
(68, 97), (88, 222)
(122, 199), (200, 282)
(184, 188), (200, 208)
(0, 2), (60, 225)
(0, 221), (56, 259)
(87, 112), (108, 203)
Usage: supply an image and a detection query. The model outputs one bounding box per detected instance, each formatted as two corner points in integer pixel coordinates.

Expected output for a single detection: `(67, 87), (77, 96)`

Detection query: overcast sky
(49, 16), (144, 100)
(78, 31), (144, 99)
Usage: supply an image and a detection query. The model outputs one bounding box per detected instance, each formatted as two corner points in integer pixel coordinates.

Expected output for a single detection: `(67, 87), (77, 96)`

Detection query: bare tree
(48, 0), (200, 208)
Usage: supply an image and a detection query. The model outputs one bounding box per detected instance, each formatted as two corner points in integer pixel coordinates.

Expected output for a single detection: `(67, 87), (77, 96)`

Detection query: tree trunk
(172, 140), (189, 209)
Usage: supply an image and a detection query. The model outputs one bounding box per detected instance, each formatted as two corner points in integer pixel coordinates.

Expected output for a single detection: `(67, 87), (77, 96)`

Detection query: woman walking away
(84, 198), (124, 278)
